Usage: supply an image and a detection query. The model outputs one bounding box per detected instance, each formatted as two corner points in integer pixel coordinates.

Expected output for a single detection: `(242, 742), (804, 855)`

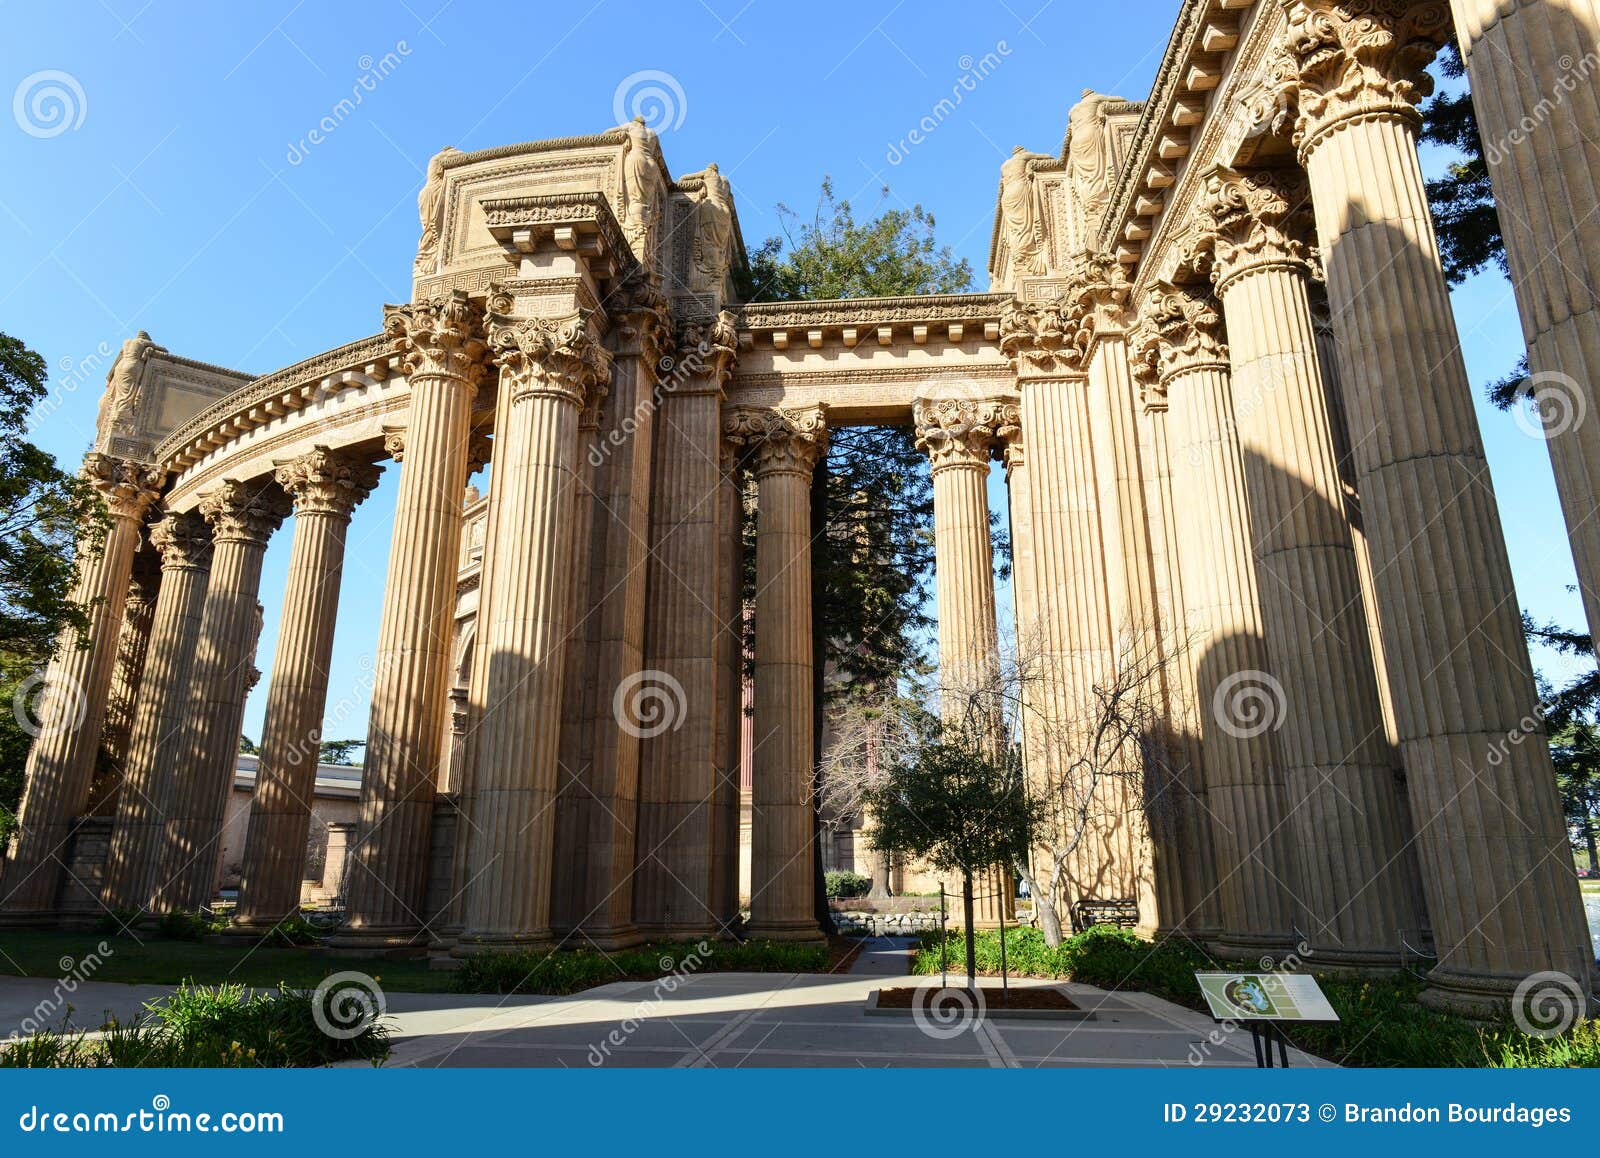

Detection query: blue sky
(1, 1), (1580, 745)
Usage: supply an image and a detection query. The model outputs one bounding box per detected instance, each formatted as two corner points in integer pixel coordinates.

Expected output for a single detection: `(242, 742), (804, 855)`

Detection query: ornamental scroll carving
(722, 404), (829, 478)
(274, 446), (383, 519)
(82, 452), (165, 521)
(384, 290), (488, 390)
(1280, 0), (1451, 157)
(913, 398), (1018, 472)
(486, 309), (612, 411)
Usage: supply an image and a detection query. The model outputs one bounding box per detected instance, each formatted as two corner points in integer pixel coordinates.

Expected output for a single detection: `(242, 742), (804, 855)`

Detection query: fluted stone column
(1135, 284), (1299, 954)
(634, 314), (738, 938)
(724, 405), (828, 942)
(455, 308), (610, 954)
(1084, 317), (1163, 929)
(915, 396), (1015, 927)
(1000, 298), (1147, 932)
(1128, 360), (1222, 940)
(557, 278), (670, 947)
(1202, 165), (1423, 964)
(154, 478), (289, 913)
(549, 366), (607, 937)
(710, 438), (746, 929)
(335, 291), (486, 950)
(1, 453), (162, 920)
(232, 448), (380, 931)
(1452, 0), (1600, 638)
(89, 545), (160, 816)
(1284, 0), (1594, 1005)
(103, 511), (213, 912)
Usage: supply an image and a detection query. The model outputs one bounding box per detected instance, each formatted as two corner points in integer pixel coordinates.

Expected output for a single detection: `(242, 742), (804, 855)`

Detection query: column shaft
(1216, 248), (1422, 963)
(727, 406), (827, 942)
(336, 292), (485, 949)
(233, 449), (378, 930)
(103, 511), (212, 912)
(1453, 0), (1600, 636)
(1, 455), (162, 920)
(1288, 2), (1593, 1000)
(90, 547), (159, 815)
(456, 309), (607, 952)
(154, 479), (287, 913)
(1148, 293), (1299, 951)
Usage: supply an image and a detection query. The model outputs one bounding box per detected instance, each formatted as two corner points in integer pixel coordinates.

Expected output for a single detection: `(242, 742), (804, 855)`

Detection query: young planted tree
(860, 699), (1037, 989)
(0, 332), (109, 845)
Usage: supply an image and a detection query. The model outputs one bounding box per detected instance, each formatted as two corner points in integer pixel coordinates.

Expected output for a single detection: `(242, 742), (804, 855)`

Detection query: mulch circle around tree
(876, 985), (1079, 1011)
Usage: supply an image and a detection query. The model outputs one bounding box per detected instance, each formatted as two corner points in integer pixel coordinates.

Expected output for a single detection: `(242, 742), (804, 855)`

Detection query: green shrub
(156, 910), (221, 942)
(452, 938), (831, 996)
(94, 908), (143, 936)
(825, 871), (872, 900)
(0, 982), (389, 1068)
(260, 913), (325, 947)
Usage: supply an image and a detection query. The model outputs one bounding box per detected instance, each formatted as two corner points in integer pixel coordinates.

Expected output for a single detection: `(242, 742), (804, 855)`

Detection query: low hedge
(910, 926), (1600, 1068)
(453, 938), (831, 996)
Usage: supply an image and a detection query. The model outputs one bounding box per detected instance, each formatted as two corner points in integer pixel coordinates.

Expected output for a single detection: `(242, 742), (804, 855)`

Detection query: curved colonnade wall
(4, 0), (1598, 1015)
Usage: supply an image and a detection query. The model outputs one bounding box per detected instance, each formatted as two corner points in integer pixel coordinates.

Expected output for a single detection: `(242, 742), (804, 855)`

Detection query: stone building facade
(4, 0), (1598, 1015)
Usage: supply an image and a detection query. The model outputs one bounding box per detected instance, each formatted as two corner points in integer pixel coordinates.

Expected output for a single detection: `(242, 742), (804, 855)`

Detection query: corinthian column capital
(149, 509), (213, 572)
(274, 446), (383, 519)
(1199, 165), (1316, 293)
(1133, 282), (1230, 385)
(82, 452), (164, 521)
(671, 310), (739, 394)
(913, 397), (1018, 473)
(722, 404), (828, 478)
(384, 289), (489, 390)
(611, 266), (674, 369)
(1279, 0), (1451, 159)
(198, 478), (291, 546)
(999, 299), (1088, 378)
(488, 308), (612, 411)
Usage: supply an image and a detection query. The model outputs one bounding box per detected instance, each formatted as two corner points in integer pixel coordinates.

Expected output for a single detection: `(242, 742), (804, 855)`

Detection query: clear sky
(1, 1), (1580, 747)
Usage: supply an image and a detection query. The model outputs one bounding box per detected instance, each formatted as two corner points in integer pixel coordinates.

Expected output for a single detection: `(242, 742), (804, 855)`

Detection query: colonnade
(3, 0), (1598, 1016)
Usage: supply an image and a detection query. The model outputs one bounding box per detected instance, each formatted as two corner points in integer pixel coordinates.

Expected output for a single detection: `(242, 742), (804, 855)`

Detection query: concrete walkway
(0, 950), (1331, 1068)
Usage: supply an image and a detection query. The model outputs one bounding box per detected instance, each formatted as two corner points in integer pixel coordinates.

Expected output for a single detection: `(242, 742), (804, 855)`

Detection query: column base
(217, 915), (303, 940)
(324, 925), (430, 956)
(1420, 965), (1598, 1021)
(450, 932), (554, 958)
(1207, 932), (1303, 965)
(632, 921), (721, 945)
(0, 909), (63, 930)
(745, 919), (826, 944)
(564, 923), (646, 951)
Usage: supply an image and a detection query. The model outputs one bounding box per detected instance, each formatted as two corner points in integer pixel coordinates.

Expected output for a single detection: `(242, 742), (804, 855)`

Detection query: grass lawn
(0, 930), (454, 993)
(0, 930), (863, 996)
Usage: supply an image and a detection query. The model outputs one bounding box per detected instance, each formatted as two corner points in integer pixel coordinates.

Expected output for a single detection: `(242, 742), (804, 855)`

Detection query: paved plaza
(0, 939), (1328, 1068)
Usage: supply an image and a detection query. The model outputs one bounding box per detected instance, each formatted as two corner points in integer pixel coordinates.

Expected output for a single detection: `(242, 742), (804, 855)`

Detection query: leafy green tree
(0, 332), (109, 845)
(318, 739), (365, 766)
(745, 180), (986, 927)
(238, 735), (259, 755)
(1420, 41), (1505, 287)
(862, 702), (1037, 989)
(1523, 613), (1600, 872)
